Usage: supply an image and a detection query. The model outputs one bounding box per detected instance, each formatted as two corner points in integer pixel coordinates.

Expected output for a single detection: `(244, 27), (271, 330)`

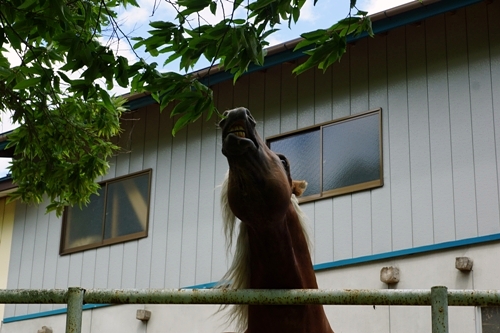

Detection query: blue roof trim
(0, 141), (9, 151)
(125, 0), (483, 111)
(127, 95), (156, 111)
(3, 232), (500, 324)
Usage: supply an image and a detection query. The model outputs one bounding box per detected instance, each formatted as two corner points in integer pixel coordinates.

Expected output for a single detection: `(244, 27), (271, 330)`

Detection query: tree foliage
(0, 0), (372, 214)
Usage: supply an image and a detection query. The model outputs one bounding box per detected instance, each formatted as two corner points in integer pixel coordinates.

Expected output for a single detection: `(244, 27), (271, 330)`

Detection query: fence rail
(2, 286), (500, 333)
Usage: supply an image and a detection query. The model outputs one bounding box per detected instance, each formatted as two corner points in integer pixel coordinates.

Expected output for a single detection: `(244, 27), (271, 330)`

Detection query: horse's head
(219, 107), (305, 223)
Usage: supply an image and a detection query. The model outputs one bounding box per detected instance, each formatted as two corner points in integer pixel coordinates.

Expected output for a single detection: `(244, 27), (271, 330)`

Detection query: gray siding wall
(5, 0), (500, 318)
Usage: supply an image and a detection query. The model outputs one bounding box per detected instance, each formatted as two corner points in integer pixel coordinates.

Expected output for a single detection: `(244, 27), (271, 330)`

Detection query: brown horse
(218, 107), (334, 333)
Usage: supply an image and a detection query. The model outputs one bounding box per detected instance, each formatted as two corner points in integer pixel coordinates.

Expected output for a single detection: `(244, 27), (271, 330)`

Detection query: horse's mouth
(222, 123), (258, 156)
(227, 125), (246, 138)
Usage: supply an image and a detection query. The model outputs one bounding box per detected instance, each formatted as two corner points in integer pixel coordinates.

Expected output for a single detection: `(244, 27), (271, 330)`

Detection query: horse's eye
(277, 154), (289, 170)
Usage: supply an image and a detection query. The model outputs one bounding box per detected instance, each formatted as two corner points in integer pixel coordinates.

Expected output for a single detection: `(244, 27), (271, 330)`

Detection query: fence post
(66, 287), (84, 333)
(431, 286), (449, 333)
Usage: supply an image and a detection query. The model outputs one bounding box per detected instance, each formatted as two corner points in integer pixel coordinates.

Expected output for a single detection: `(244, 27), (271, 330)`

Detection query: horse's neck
(246, 207), (318, 290)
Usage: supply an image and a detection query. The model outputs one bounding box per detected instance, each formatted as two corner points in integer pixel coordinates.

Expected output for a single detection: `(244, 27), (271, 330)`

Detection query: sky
(0, 0), (413, 177)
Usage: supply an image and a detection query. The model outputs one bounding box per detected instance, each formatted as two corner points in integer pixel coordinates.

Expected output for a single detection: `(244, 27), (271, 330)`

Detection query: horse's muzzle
(222, 133), (258, 156)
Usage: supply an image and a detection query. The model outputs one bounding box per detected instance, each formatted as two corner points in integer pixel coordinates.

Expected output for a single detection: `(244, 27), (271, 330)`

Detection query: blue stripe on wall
(4, 233), (500, 324)
(2, 304), (109, 323)
(312, 233), (500, 271)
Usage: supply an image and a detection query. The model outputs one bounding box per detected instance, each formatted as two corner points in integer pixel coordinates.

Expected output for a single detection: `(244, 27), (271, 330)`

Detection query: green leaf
(210, 1), (217, 14)
(13, 77), (41, 90)
(18, 0), (38, 10)
(248, 0), (276, 11)
(292, 7), (300, 23)
(301, 29), (327, 40)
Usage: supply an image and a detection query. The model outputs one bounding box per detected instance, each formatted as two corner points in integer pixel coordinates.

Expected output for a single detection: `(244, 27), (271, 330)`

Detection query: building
(1, 0), (499, 331)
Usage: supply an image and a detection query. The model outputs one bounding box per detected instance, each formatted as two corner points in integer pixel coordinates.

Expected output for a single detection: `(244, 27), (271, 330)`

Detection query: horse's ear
(292, 180), (308, 197)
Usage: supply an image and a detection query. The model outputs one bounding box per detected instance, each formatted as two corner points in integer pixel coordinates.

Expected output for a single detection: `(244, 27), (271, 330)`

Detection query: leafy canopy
(0, 0), (372, 214)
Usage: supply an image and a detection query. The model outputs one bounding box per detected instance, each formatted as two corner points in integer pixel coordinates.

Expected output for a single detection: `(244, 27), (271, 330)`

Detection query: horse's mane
(218, 171), (312, 332)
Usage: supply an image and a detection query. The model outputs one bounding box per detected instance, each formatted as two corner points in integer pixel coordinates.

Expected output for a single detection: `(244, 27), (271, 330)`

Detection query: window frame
(267, 108), (383, 203)
(59, 169), (152, 255)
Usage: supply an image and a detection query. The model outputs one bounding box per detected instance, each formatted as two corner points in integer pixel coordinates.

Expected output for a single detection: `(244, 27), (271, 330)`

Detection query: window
(60, 169), (152, 254)
(268, 109), (382, 201)
(482, 307), (500, 333)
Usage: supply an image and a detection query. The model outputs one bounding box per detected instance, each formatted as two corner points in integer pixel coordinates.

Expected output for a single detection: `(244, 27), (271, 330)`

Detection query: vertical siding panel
(368, 34), (392, 254)
(135, 105), (160, 289)
(387, 26), (413, 251)
(264, 65), (282, 137)
(248, 71), (266, 138)
(331, 48), (350, 118)
(28, 205), (50, 314)
(6, 204), (24, 289)
(233, 73), (250, 108)
(17, 205), (38, 315)
(216, 79), (234, 112)
(80, 249), (97, 289)
(121, 240), (137, 289)
(195, 118), (217, 285)
(40, 212), (59, 312)
(115, 114), (133, 178)
(466, 3), (500, 236)
(54, 247), (69, 313)
(107, 244), (124, 289)
(67, 252), (83, 287)
(349, 38), (372, 257)
(165, 123), (187, 287)
(128, 107), (147, 173)
(349, 39), (369, 112)
(352, 193), (371, 257)
(426, 14), (456, 244)
(489, 0), (500, 226)
(446, 9), (478, 239)
(179, 120), (202, 287)
(314, 200), (333, 264)
(333, 196), (352, 260)
(280, 62), (298, 132)
(0, 200), (14, 318)
(314, 67), (333, 123)
(149, 107), (173, 288)
(6, 204), (25, 317)
(407, 22), (433, 247)
(93, 247), (109, 288)
(297, 58), (315, 127)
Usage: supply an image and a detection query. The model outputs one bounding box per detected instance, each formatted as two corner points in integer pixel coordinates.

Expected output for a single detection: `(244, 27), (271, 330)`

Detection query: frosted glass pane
(65, 187), (104, 248)
(322, 113), (380, 191)
(104, 173), (149, 239)
(269, 129), (320, 197)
